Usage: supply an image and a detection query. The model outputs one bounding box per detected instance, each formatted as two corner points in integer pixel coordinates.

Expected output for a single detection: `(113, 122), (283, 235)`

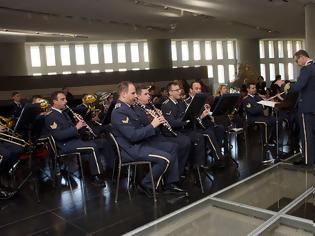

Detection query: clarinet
(148, 102), (178, 137)
(65, 105), (97, 138)
(137, 102), (177, 137)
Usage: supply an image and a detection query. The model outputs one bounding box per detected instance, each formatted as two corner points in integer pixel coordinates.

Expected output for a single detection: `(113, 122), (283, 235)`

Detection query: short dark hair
(190, 80), (201, 89)
(32, 95), (43, 100)
(167, 81), (180, 92)
(117, 81), (133, 95)
(136, 84), (150, 95)
(51, 91), (65, 103)
(12, 91), (20, 97)
(246, 82), (256, 89)
(294, 50), (309, 58)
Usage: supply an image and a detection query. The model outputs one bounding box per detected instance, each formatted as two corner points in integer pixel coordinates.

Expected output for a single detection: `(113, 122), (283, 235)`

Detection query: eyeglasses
(170, 88), (181, 92)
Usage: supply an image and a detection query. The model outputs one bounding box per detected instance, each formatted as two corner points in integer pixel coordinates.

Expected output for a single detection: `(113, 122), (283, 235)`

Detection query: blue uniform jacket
(290, 61), (315, 113)
(111, 100), (158, 161)
(161, 99), (187, 130)
(242, 95), (264, 121)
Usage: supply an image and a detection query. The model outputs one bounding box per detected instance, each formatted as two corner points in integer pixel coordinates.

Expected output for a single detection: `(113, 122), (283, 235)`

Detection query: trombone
(0, 132), (30, 147)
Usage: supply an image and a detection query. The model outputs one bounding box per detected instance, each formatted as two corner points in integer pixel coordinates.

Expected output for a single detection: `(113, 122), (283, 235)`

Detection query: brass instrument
(0, 115), (16, 128)
(0, 119), (18, 136)
(137, 102), (177, 137)
(65, 105), (97, 138)
(0, 131), (30, 147)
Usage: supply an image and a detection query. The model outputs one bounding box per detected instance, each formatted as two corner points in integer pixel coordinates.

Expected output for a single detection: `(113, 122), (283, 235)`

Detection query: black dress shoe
(137, 184), (154, 198)
(91, 175), (106, 187)
(0, 188), (17, 200)
(164, 184), (189, 196)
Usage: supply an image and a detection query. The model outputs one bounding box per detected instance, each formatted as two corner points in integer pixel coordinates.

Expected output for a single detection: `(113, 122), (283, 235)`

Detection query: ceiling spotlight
(164, 6), (169, 10)
(267, 30), (272, 33)
(134, 0), (140, 4)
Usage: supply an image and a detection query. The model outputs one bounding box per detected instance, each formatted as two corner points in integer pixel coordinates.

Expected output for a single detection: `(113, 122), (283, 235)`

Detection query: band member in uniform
(161, 81), (207, 167)
(242, 83), (276, 145)
(185, 81), (226, 164)
(111, 81), (185, 198)
(276, 50), (315, 166)
(134, 85), (191, 176)
(9, 91), (24, 119)
(0, 124), (24, 199)
(45, 91), (107, 186)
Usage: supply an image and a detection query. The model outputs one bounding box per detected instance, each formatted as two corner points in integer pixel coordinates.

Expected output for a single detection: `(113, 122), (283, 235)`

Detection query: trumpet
(137, 101), (177, 137)
(65, 105), (97, 138)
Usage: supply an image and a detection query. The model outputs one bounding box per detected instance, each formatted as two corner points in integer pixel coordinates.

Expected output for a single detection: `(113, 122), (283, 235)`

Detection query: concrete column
(305, 3), (315, 57)
(0, 43), (28, 76)
(236, 38), (260, 73)
(148, 39), (172, 69)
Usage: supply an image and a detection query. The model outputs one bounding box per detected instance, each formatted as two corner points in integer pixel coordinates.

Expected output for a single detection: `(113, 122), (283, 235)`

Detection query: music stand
(182, 93), (208, 123)
(212, 93), (241, 116)
(14, 103), (42, 140)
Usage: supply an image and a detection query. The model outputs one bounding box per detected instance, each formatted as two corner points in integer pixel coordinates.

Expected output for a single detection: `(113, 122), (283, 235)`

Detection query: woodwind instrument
(137, 102), (177, 137)
(65, 105), (97, 138)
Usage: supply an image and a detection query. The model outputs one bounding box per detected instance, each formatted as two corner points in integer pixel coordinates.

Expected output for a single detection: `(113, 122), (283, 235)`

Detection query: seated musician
(134, 85), (191, 177)
(161, 81), (220, 168)
(184, 81), (226, 165)
(45, 91), (107, 187)
(242, 83), (276, 145)
(0, 124), (24, 199)
(9, 91), (24, 119)
(111, 81), (185, 198)
(214, 84), (228, 97)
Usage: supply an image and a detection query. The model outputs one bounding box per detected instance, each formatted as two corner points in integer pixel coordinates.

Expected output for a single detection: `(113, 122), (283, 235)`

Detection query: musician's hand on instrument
(151, 116), (164, 128)
(200, 109), (209, 119)
(75, 119), (87, 130)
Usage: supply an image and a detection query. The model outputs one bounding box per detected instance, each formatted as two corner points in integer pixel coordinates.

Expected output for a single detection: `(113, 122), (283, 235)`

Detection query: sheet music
(257, 100), (279, 108)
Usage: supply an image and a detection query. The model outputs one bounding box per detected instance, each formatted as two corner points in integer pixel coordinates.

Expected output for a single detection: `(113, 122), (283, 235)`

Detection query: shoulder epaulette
(162, 99), (170, 104)
(114, 103), (121, 109)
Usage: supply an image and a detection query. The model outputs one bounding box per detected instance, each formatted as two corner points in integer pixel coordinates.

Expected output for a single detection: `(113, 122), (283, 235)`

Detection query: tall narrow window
(193, 41), (201, 61)
(227, 41), (234, 59)
(268, 41), (274, 58)
(277, 41), (284, 58)
(295, 41), (302, 51)
(103, 44), (113, 64)
(228, 65), (235, 82)
(45, 46), (56, 66)
(279, 63), (285, 79)
(260, 64), (266, 80)
(89, 44), (99, 64)
(144, 42), (149, 62)
(217, 65), (225, 83)
(205, 41), (212, 60)
(269, 63), (275, 81)
(30, 46), (41, 67)
(216, 41), (223, 59)
(287, 41), (293, 58)
(288, 63), (294, 80)
(117, 43), (126, 63)
(130, 43), (139, 63)
(207, 65), (213, 78)
(60, 45), (71, 66)
(171, 41), (177, 61)
(181, 41), (189, 61)
(259, 41), (265, 59)
(75, 44), (85, 65)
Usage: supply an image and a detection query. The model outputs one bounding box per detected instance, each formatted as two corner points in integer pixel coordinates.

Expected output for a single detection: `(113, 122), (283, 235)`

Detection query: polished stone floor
(0, 129), (307, 236)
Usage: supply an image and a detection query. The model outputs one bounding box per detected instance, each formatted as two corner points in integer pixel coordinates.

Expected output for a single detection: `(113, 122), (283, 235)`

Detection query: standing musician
(111, 81), (186, 198)
(242, 83), (276, 146)
(161, 81), (208, 167)
(276, 50), (315, 166)
(185, 81), (226, 164)
(134, 85), (191, 177)
(0, 124), (24, 199)
(45, 91), (107, 187)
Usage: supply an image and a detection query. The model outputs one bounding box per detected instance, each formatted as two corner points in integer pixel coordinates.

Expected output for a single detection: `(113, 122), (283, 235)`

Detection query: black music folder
(182, 93), (208, 121)
(211, 93), (241, 116)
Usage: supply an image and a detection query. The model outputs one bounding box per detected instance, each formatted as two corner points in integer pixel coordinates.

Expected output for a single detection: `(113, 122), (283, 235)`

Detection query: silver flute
(65, 105), (97, 138)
